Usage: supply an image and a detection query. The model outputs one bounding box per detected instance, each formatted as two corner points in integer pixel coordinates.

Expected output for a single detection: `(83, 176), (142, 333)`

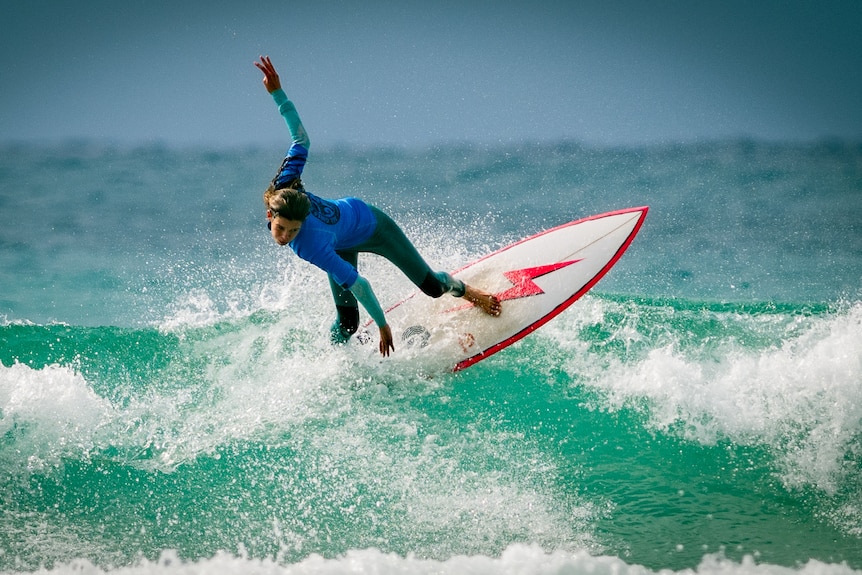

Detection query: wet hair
(264, 178), (311, 221)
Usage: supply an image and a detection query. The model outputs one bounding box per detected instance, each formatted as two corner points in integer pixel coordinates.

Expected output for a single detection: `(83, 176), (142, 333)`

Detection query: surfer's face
(268, 213), (302, 245)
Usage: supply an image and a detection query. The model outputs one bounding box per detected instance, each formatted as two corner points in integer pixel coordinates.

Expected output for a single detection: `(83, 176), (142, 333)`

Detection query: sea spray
(2, 140), (860, 572)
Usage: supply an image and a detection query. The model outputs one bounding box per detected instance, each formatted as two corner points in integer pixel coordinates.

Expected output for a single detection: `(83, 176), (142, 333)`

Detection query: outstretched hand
(254, 55), (281, 94)
(379, 324), (395, 357)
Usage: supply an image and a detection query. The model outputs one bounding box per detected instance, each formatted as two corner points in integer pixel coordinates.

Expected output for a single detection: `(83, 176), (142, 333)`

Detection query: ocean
(1, 139), (860, 574)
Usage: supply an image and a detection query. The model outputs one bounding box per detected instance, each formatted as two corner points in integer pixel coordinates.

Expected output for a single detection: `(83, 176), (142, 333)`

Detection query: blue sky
(1, 0), (860, 148)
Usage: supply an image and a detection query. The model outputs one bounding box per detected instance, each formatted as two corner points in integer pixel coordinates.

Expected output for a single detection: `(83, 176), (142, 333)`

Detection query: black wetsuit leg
(328, 251), (360, 343)
(327, 206), (464, 344)
(352, 206), (465, 298)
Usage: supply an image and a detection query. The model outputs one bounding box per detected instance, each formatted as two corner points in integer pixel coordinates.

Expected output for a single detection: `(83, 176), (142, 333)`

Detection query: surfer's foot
(463, 285), (502, 316)
(330, 320), (354, 345)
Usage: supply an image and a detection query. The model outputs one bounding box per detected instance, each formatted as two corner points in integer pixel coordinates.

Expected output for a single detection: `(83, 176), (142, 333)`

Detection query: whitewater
(1, 139), (860, 574)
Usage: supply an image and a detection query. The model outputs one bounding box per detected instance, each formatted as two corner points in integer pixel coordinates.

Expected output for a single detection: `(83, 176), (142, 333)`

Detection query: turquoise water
(1, 140), (861, 574)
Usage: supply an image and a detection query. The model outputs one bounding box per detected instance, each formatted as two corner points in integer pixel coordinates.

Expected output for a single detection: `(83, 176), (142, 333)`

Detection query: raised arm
(255, 55), (310, 187)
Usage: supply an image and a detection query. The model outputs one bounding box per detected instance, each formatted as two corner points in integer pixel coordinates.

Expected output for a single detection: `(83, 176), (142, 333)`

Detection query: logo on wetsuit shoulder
(307, 193), (341, 225)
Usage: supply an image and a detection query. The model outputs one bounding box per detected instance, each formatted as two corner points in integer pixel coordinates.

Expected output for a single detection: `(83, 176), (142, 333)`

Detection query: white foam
(1, 296), (594, 554)
(552, 299), (862, 494)
(10, 545), (861, 575)
(146, 310), (596, 547)
(0, 362), (115, 473)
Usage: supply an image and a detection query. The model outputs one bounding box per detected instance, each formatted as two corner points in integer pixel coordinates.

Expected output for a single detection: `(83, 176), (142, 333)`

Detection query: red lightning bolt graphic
(495, 260), (581, 301)
(447, 260), (581, 312)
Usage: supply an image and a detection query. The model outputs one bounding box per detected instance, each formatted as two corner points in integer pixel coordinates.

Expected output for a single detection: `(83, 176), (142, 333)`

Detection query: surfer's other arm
(349, 275), (395, 357)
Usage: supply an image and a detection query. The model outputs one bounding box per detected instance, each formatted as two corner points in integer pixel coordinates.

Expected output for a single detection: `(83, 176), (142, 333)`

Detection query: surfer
(254, 56), (501, 357)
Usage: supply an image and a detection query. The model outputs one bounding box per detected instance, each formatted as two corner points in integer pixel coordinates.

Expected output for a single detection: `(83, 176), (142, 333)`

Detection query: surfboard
(368, 206), (648, 371)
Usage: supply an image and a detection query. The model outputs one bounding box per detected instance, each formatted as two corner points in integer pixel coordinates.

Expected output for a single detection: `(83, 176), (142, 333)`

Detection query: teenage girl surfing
(254, 56), (501, 357)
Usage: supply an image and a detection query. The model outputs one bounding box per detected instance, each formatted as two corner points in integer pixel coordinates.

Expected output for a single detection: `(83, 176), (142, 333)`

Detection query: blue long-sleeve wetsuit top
(269, 88), (385, 325)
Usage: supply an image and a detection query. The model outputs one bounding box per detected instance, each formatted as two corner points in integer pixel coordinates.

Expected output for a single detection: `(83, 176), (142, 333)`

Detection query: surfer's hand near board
(379, 324), (395, 357)
(463, 285), (502, 316)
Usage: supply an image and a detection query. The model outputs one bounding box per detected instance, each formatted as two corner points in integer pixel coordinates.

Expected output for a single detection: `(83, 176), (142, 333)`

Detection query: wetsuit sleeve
(349, 275), (387, 327)
(271, 88), (310, 188)
(272, 89), (309, 148)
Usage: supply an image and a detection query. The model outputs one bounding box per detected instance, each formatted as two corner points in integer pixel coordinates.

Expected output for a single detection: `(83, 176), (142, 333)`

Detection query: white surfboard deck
(367, 206), (648, 371)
